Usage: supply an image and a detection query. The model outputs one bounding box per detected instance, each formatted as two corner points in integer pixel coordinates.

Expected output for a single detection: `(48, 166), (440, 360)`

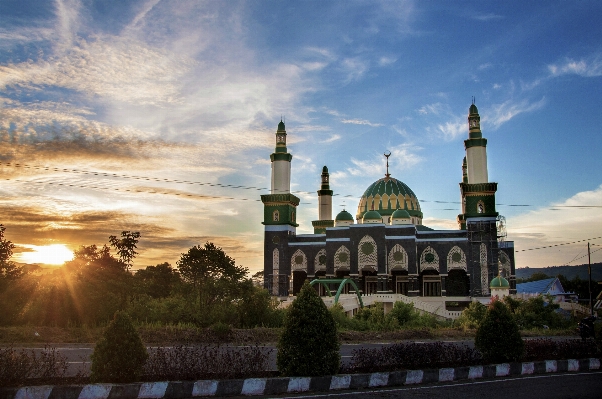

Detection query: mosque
(261, 102), (516, 303)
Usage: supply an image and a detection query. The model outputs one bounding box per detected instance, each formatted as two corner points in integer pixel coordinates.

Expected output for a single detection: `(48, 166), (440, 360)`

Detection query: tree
(0, 225), (24, 280)
(277, 281), (340, 376)
(90, 311), (148, 383)
(475, 299), (524, 363)
(177, 242), (248, 313)
(109, 231), (141, 271)
(134, 263), (181, 298)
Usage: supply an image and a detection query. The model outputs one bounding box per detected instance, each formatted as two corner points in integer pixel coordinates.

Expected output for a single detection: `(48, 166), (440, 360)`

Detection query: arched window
(314, 249), (326, 271)
(334, 245), (350, 271)
(477, 200), (485, 214)
(291, 249), (307, 272)
(420, 246), (439, 272)
(358, 235), (377, 270)
(272, 248), (279, 296)
(388, 244), (408, 272)
(480, 243), (489, 295)
(273, 210), (279, 222)
(447, 246), (467, 272)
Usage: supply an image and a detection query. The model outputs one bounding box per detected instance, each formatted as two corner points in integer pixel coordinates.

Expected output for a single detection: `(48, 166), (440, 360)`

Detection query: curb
(2, 358), (600, 399)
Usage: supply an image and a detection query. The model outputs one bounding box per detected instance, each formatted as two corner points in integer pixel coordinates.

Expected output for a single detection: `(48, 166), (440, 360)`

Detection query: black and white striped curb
(2, 358), (600, 399)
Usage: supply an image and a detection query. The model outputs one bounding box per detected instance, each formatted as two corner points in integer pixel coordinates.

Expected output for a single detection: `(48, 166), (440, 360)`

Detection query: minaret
(271, 120), (292, 194)
(262, 120), (300, 296)
(312, 166), (334, 234)
(457, 100), (499, 297)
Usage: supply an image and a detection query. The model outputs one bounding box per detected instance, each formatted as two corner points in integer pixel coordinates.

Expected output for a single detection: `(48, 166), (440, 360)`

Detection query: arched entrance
(361, 267), (378, 295)
(446, 269), (469, 296)
(391, 269), (409, 295)
(292, 270), (307, 295)
(420, 269), (441, 296)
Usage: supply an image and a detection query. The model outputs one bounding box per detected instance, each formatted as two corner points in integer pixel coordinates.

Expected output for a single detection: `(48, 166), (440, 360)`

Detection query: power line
(516, 237), (602, 252)
(2, 161), (602, 209)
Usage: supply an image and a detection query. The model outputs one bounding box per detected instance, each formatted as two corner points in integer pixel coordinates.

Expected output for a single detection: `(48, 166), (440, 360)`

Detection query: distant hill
(516, 263), (602, 281)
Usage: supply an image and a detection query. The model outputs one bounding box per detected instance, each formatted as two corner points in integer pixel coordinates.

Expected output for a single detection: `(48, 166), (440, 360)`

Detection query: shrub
(456, 301), (487, 329)
(143, 343), (273, 380)
(277, 281), (340, 376)
(523, 338), (599, 361)
(90, 311), (148, 383)
(0, 345), (68, 387)
(386, 301), (420, 326)
(475, 299), (524, 363)
(345, 342), (482, 373)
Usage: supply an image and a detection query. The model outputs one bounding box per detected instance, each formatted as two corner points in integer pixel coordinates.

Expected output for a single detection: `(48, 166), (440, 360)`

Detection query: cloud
(478, 63), (493, 70)
(341, 118), (384, 127)
(471, 13), (503, 21)
(507, 184), (602, 268)
(548, 55), (602, 78)
(346, 144), (422, 179)
(486, 97), (546, 129)
(320, 134), (341, 143)
(422, 217), (458, 230)
(378, 56), (397, 66)
(340, 57), (369, 83)
(418, 103), (444, 115)
(436, 119), (465, 140)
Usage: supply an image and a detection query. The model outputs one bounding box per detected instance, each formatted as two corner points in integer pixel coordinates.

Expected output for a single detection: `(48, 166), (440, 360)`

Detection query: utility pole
(588, 242), (593, 316)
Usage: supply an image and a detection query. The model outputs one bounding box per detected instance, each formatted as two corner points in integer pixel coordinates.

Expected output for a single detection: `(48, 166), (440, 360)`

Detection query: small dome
(469, 103), (479, 115)
(362, 210), (382, 223)
(490, 275), (510, 288)
(278, 120), (286, 131)
(322, 165), (328, 173)
(335, 209), (354, 221)
(391, 209), (411, 219)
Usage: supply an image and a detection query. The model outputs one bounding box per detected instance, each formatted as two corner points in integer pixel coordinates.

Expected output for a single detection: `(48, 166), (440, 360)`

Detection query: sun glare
(18, 244), (74, 265)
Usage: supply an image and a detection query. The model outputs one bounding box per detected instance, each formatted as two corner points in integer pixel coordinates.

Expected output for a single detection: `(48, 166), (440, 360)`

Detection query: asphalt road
(241, 371), (602, 399)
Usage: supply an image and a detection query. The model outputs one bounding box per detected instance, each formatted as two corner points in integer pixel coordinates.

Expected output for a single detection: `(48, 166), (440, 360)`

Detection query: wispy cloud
(436, 119), (465, 140)
(548, 55), (602, 77)
(341, 57), (369, 83)
(486, 97), (546, 129)
(346, 144), (422, 178)
(471, 13), (503, 21)
(321, 134), (341, 143)
(418, 102), (444, 115)
(341, 118), (383, 127)
(378, 56), (397, 66)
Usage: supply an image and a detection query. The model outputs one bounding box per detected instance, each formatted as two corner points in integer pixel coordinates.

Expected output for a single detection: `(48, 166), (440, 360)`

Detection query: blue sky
(1, 0), (601, 272)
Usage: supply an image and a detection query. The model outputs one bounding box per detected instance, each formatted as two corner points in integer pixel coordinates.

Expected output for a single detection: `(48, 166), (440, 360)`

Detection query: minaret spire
(384, 151), (391, 180)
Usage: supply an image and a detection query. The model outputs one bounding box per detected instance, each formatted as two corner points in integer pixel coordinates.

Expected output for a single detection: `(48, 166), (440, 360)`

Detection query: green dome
(362, 210), (382, 222)
(277, 120), (285, 131)
(469, 103), (479, 115)
(356, 177), (423, 221)
(322, 165), (328, 173)
(490, 275), (510, 288)
(391, 209), (411, 219)
(335, 209), (354, 221)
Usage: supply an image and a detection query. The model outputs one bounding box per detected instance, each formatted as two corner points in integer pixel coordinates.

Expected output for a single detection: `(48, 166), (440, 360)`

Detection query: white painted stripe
(330, 375), (351, 390)
(438, 368), (455, 382)
(241, 378), (267, 396)
(568, 359), (579, 371)
(138, 382), (168, 399)
(496, 363), (510, 377)
(368, 372), (389, 387)
(78, 385), (112, 399)
(405, 370), (423, 385)
(15, 387), (53, 399)
(385, 236), (416, 240)
(296, 234), (326, 238)
(590, 358), (601, 370)
(545, 360), (557, 373)
(289, 242), (326, 246)
(288, 377), (311, 393)
(468, 365), (483, 379)
(326, 238), (350, 242)
(521, 362), (534, 375)
(192, 380), (218, 397)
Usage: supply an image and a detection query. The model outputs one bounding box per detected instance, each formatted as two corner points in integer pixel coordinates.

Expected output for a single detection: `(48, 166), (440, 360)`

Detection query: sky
(1, 0), (601, 274)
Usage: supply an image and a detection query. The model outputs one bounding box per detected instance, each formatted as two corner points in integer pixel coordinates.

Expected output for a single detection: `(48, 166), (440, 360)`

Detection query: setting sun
(18, 244), (74, 266)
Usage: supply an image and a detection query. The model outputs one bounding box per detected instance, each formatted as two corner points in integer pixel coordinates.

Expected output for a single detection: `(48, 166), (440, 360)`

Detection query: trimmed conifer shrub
(90, 311), (148, 383)
(277, 281), (340, 376)
(475, 299), (524, 363)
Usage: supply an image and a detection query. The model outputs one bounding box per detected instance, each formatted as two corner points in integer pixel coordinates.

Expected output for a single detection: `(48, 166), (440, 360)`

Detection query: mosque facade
(261, 103), (516, 300)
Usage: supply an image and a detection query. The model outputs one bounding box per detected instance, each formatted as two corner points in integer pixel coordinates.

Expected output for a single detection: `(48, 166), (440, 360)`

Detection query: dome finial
(384, 151), (391, 180)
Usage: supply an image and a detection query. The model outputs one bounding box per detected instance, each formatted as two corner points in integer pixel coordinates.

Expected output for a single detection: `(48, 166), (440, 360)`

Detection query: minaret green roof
(469, 103), (479, 115)
(490, 275), (510, 288)
(278, 120), (285, 131)
(322, 165), (328, 173)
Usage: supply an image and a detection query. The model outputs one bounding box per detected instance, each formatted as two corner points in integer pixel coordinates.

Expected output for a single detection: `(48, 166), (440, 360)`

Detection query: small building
(516, 277), (576, 302)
